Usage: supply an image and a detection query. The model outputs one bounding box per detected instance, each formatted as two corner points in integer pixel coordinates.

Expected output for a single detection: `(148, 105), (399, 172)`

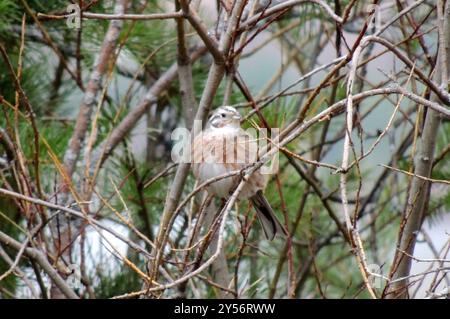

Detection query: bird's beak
(233, 114), (241, 120)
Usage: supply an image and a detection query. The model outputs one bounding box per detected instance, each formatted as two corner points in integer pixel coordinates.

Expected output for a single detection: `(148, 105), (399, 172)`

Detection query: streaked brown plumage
(192, 106), (287, 240)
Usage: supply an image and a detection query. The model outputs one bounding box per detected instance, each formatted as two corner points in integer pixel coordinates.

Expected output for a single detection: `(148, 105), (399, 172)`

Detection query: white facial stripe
(209, 113), (225, 128)
(209, 113), (220, 123)
(218, 106), (240, 118)
(223, 106), (237, 113)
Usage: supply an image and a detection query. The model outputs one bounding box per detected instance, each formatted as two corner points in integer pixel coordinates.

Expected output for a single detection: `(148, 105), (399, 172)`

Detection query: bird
(191, 106), (287, 240)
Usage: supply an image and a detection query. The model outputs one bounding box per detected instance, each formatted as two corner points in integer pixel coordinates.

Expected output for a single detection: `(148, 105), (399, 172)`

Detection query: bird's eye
(221, 113), (226, 118)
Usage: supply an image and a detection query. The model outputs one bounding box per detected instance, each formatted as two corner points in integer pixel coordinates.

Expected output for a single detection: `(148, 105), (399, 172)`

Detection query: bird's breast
(191, 127), (266, 199)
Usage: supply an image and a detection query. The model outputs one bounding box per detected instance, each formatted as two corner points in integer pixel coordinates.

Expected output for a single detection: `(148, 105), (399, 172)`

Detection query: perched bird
(192, 106), (287, 240)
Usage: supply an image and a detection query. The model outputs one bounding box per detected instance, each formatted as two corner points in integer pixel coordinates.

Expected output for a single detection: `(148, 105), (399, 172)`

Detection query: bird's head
(208, 106), (242, 129)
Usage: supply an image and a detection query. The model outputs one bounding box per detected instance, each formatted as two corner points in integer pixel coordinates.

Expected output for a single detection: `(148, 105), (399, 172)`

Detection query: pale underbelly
(195, 162), (263, 199)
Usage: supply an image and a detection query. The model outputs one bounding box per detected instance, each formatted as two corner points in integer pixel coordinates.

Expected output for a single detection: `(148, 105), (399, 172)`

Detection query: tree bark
(386, 0), (449, 299)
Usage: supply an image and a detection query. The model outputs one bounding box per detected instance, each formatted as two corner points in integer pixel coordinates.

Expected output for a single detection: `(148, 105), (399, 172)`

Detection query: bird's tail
(250, 190), (288, 240)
